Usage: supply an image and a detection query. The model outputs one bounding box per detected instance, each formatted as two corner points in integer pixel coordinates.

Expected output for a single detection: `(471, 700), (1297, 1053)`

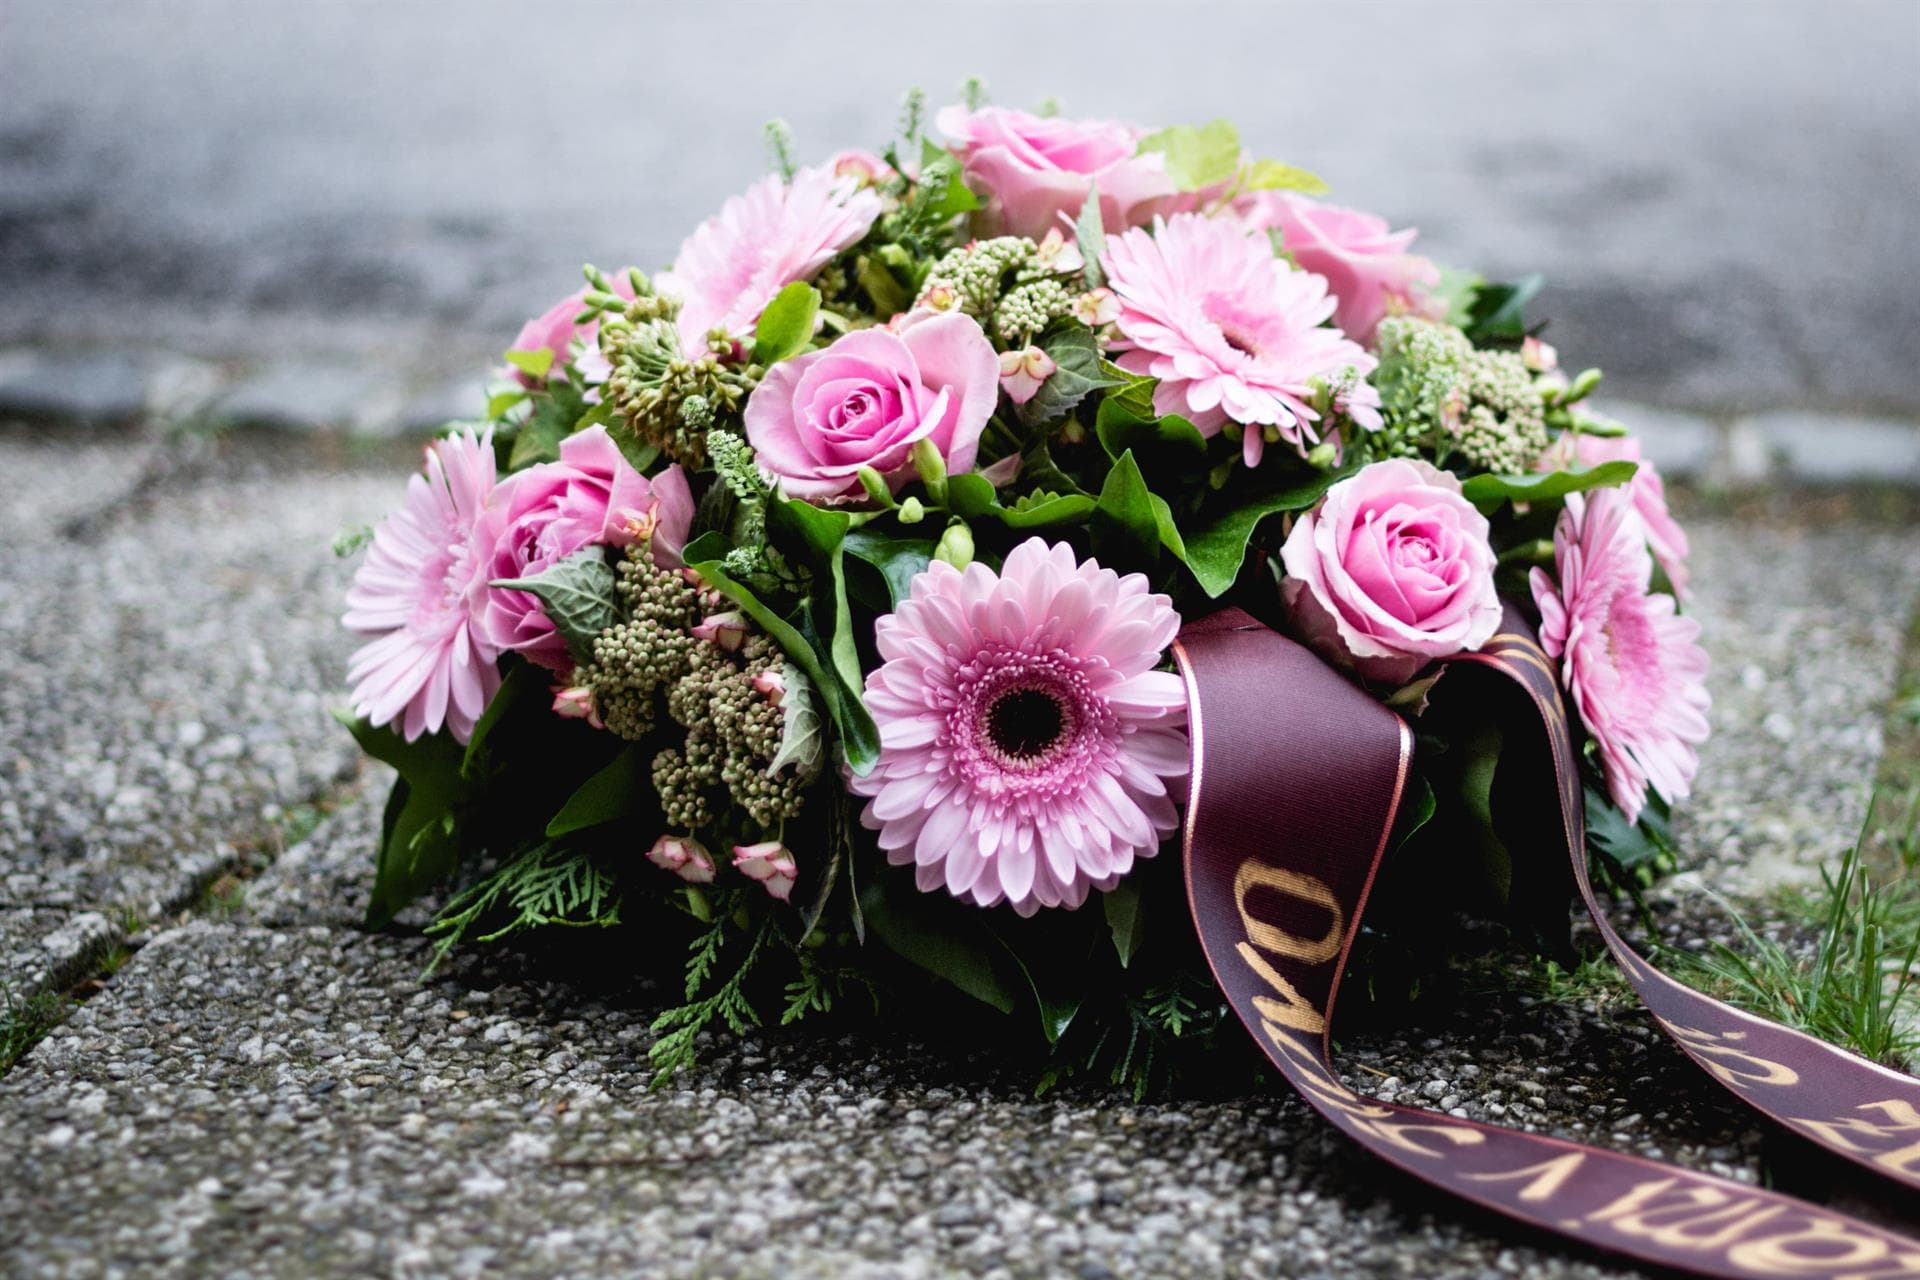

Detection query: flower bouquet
(338, 88), (1920, 1276)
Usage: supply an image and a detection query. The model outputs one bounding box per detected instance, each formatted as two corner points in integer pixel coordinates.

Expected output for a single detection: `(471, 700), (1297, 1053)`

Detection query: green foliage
(767, 662), (825, 782)
(1135, 119), (1241, 192)
(1175, 465), (1349, 597)
(1459, 462), (1637, 515)
(336, 711), (470, 928)
(1091, 450), (1178, 570)
(491, 545), (622, 666)
(332, 523), (373, 559)
(1240, 157), (1330, 196)
(751, 282), (820, 365)
(506, 378), (590, 469)
(946, 473), (1096, 531)
(1073, 189), (1106, 290)
(859, 867), (1018, 1014)
(425, 843), (621, 974)
(1036, 974), (1228, 1102)
(649, 917), (769, 1086)
(1013, 325), (1123, 429)
(1103, 880), (1146, 968)
(1463, 274), (1544, 344)
(545, 745), (649, 838)
(0, 983), (68, 1076)
(1665, 795), (1920, 1069)
(843, 526), (936, 609)
(503, 347), (554, 381)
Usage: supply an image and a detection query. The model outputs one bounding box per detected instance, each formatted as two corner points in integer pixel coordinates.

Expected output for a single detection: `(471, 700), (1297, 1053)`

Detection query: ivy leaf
(1466, 273), (1545, 344)
(1103, 880), (1147, 968)
(335, 711), (469, 928)
(1432, 266), (1485, 329)
(1178, 465), (1351, 597)
(860, 869), (1017, 1014)
(767, 662), (824, 782)
(766, 497), (862, 699)
(1135, 118), (1242, 192)
(503, 347), (554, 381)
(1074, 187), (1106, 289)
(1240, 157), (1330, 196)
(459, 659), (546, 782)
(1093, 377), (1207, 475)
(491, 545), (620, 667)
(1013, 324), (1123, 429)
(546, 745), (647, 838)
(1457, 721), (1512, 906)
(1460, 462), (1637, 514)
(752, 282), (821, 366)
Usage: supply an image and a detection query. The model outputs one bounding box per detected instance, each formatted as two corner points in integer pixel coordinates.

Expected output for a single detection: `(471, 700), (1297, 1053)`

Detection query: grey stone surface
(0, 909), (115, 996)
(0, 430), (394, 993)
(0, 350), (155, 424)
(2, 1), (1917, 418)
(1, 488), (1914, 1277)
(1739, 410), (1920, 486)
(216, 359), (408, 435)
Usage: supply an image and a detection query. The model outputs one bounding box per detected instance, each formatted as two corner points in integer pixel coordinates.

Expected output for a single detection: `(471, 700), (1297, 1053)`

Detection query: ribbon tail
(1175, 608), (1920, 1279)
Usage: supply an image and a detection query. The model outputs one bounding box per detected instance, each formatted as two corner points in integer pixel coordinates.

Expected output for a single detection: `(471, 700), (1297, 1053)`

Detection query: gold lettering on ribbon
(1238, 945), (1325, 1035)
(1234, 861), (1344, 963)
(1788, 1099), (1920, 1178)
(1666, 1023), (1800, 1089)
(1583, 1177), (1788, 1252)
(1460, 1152), (1587, 1203)
(1725, 1219), (1901, 1276)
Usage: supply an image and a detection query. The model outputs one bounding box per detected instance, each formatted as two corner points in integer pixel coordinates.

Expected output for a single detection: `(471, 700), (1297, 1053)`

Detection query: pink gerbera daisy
(1100, 213), (1382, 467)
(659, 164), (882, 352)
(343, 429), (503, 743)
(847, 539), (1189, 915)
(1530, 487), (1710, 823)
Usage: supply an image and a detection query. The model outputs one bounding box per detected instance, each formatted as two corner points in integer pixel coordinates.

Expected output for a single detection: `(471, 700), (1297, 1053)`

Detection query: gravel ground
(0, 428), (394, 992)
(0, 427), (1915, 1276)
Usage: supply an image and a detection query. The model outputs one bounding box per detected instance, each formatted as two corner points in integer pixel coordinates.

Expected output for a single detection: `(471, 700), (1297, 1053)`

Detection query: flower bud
(898, 496), (927, 525)
(934, 521), (975, 570)
(692, 610), (750, 652)
(997, 345), (1057, 406)
(750, 667), (787, 708)
(648, 834), (716, 884)
(1521, 336), (1559, 373)
(910, 438), (948, 503)
(1305, 442), (1338, 470)
(920, 284), (959, 312)
(732, 841), (798, 901)
(550, 685), (602, 728)
(856, 465), (896, 507)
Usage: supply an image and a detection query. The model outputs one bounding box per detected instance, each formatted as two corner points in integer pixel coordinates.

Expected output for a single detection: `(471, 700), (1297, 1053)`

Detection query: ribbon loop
(1174, 608), (1920, 1278)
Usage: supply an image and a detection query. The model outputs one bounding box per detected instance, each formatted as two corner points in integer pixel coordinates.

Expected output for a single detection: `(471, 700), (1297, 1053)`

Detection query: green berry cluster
(655, 635), (804, 831)
(1364, 317), (1547, 471)
(919, 236), (1078, 345)
(599, 278), (760, 470)
(1454, 350), (1548, 473)
(575, 540), (702, 741)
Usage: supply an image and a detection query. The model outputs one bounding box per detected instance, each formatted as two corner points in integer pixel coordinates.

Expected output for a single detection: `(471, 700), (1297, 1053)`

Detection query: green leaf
(460, 659), (546, 782)
(1014, 324), (1124, 429)
(503, 347), (554, 380)
(545, 745), (647, 838)
(506, 378), (589, 469)
(843, 526), (936, 609)
(1093, 382), (1207, 472)
(335, 711), (469, 927)
(917, 139), (982, 218)
(1103, 880), (1147, 968)
(1091, 450), (1164, 570)
(1177, 466), (1350, 597)
(687, 555), (882, 774)
(766, 497), (862, 699)
(1585, 783), (1671, 871)
(855, 254), (911, 317)
(767, 661), (824, 781)
(1074, 188), (1106, 290)
(751, 282), (821, 366)
(947, 473), (1096, 530)
(1459, 462), (1637, 514)
(1240, 157), (1330, 196)
(1431, 266), (1485, 329)
(486, 387), (529, 420)
(1466, 274), (1545, 344)
(989, 926), (1086, 1044)
(1135, 118), (1242, 192)
(860, 870), (1018, 1014)
(491, 545), (620, 667)
(1458, 721), (1512, 905)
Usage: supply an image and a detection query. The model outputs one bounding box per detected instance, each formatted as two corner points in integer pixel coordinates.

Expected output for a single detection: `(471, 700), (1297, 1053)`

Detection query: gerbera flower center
(985, 686), (1068, 760)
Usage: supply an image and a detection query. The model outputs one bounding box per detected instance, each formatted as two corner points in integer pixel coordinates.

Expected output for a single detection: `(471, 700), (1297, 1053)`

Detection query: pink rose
(1546, 432), (1691, 598)
(483, 425), (694, 673)
(743, 311), (999, 502)
(1279, 459), (1501, 685)
(505, 272), (636, 388)
(935, 105), (1179, 240)
(1233, 193), (1440, 345)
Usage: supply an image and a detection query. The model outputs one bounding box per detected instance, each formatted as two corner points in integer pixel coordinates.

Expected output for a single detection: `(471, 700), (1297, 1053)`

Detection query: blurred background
(2, 0), (1916, 453)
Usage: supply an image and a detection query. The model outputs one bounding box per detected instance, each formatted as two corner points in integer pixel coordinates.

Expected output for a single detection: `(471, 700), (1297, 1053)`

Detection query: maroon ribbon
(1173, 608), (1920, 1279)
